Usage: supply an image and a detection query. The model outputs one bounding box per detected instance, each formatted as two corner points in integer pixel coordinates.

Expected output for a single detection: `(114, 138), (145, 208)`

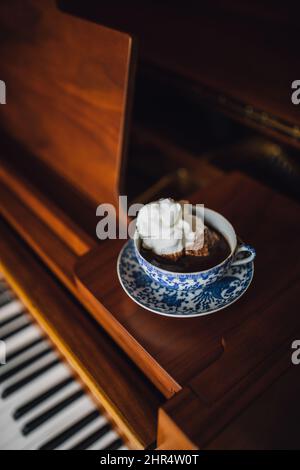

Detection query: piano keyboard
(0, 278), (127, 450)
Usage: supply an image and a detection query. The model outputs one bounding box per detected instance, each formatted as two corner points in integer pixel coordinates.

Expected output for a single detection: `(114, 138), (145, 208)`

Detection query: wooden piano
(1, 0), (300, 450)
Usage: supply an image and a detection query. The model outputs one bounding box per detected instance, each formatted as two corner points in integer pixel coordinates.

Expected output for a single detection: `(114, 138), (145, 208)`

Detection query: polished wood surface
(0, 218), (163, 449)
(158, 339), (298, 449)
(75, 172), (300, 403)
(0, 162), (94, 256)
(2, 156), (300, 447)
(1, 0), (300, 450)
(0, 178), (79, 294)
(206, 365), (300, 449)
(0, 132), (98, 242)
(0, 0), (136, 205)
(60, 1), (300, 148)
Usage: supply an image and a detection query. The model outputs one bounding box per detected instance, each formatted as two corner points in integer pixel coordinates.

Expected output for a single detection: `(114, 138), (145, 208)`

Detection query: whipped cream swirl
(136, 198), (204, 256)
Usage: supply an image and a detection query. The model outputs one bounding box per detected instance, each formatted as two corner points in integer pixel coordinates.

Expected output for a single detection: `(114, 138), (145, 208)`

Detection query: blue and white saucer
(117, 240), (254, 318)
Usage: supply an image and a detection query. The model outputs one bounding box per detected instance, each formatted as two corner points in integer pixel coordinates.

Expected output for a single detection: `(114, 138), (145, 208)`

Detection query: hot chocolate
(140, 224), (230, 273)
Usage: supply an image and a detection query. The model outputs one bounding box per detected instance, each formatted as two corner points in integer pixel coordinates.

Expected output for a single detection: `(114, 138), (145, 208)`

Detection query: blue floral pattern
(134, 241), (232, 291)
(117, 240), (254, 317)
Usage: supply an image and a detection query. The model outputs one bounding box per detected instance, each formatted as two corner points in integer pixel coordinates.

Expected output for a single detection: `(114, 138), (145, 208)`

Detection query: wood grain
(0, 180), (78, 294)
(3, 167), (300, 448)
(1, 0), (300, 447)
(75, 239), (223, 397)
(205, 365), (300, 449)
(75, 172), (300, 401)
(0, 0), (136, 206)
(0, 218), (163, 449)
(0, 161), (94, 256)
(158, 337), (300, 449)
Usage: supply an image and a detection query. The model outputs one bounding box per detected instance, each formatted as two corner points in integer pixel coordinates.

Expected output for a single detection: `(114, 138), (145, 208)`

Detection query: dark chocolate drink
(140, 226), (231, 273)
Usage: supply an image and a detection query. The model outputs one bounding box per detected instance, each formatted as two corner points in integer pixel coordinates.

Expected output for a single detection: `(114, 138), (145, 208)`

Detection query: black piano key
(6, 337), (45, 362)
(70, 424), (111, 450)
(102, 438), (123, 451)
(0, 291), (14, 308)
(0, 347), (52, 384)
(22, 389), (85, 436)
(2, 358), (61, 399)
(0, 311), (25, 329)
(1, 321), (32, 341)
(14, 376), (74, 420)
(39, 410), (100, 450)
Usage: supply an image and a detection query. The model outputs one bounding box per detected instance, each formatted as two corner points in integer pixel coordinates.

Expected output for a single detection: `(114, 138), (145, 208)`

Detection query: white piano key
(5, 338), (50, 365)
(0, 370), (80, 449)
(17, 380), (82, 428)
(0, 300), (23, 323)
(0, 355), (63, 421)
(0, 312), (32, 338)
(0, 291), (14, 308)
(0, 362), (71, 419)
(87, 429), (119, 450)
(0, 281), (126, 451)
(4, 324), (44, 357)
(57, 414), (108, 450)
(0, 337), (49, 380)
(20, 395), (96, 450)
(0, 372), (77, 426)
(0, 351), (60, 400)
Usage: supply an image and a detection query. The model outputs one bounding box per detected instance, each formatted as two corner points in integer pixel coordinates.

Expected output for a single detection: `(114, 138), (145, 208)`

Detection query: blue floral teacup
(134, 207), (255, 291)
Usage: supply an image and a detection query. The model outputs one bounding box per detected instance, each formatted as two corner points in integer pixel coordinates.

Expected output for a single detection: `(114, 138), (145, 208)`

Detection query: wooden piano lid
(60, 1), (300, 148)
(0, 0), (136, 206)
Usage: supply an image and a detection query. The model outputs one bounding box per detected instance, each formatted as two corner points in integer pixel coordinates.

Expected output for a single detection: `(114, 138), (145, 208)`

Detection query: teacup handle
(232, 244), (256, 266)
